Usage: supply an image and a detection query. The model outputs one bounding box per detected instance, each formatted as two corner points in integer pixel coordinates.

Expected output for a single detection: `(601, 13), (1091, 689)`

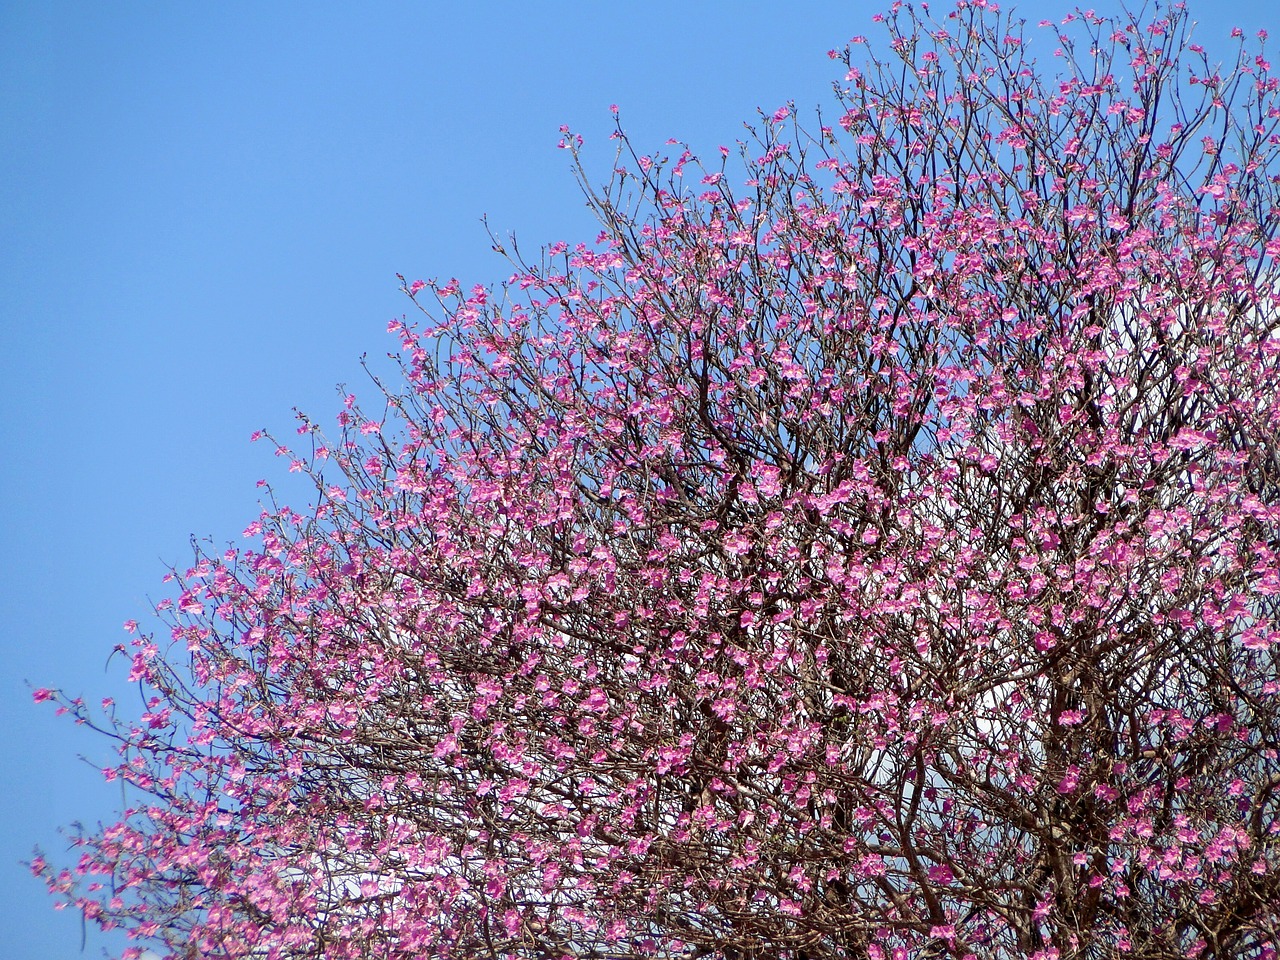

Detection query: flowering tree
(36, 2), (1280, 958)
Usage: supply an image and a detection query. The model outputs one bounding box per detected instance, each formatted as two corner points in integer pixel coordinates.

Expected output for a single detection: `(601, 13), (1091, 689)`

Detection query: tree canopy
(36, 2), (1280, 958)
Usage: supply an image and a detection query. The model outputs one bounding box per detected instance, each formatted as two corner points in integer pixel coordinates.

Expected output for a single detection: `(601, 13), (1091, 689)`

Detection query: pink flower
(927, 864), (955, 885)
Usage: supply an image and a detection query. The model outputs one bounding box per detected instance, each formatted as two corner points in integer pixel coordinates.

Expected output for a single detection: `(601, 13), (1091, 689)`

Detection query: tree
(35, 2), (1280, 957)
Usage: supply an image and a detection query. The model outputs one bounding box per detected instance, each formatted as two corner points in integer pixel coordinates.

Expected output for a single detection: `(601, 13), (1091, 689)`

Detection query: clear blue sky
(2, 2), (1276, 957)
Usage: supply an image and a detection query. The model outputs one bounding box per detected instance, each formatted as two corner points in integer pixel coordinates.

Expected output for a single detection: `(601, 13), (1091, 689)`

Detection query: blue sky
(2, 2), (1276, 957)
